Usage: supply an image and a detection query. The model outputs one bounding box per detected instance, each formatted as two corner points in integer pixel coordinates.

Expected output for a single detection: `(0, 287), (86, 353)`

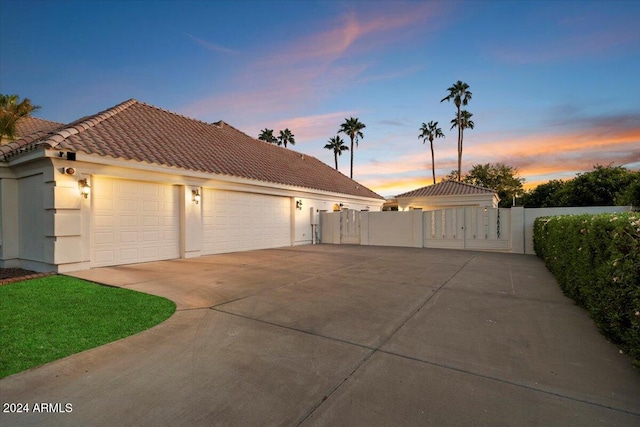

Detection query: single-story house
(0, 99), (384, 273)
(395, 180), (499, 211)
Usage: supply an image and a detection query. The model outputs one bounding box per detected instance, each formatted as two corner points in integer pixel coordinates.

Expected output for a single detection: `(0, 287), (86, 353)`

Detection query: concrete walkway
(1, 245), (639, 426)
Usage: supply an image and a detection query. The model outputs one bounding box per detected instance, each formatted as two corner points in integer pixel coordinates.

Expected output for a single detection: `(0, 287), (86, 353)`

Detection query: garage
(202, 189), (291, 254)
(91, 177), (180, 267)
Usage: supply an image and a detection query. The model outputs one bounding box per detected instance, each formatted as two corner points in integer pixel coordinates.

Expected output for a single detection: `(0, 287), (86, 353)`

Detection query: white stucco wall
(18, 174), (45, 264)
(361, 211), (423, 247)
(0, 176), (19, 267)
(183, 185), (202, 258)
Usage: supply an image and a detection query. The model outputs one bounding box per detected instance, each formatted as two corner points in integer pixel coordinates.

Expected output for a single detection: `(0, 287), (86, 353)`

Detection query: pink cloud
(261, 3), (440, 67)
(253, 111), (356, 144)
(180, 2), (445, 123)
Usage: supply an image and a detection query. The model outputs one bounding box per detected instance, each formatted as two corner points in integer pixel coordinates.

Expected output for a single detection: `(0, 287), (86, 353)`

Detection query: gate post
(510, 207), (525, 254)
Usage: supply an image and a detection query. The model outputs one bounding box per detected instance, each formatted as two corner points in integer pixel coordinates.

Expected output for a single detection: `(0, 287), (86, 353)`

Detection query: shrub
(534, 212), (640, 367)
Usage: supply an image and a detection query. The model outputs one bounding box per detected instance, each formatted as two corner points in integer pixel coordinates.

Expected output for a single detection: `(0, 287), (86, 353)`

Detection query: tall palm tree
(450, 110), (474, 165)
(0, 94), (41, 143)
(441, 81), (472, 181)
(324, 135), (349, 170)
(338, 117), (365, 179)
(258, 128), (278, 144)
(418, 121), (445, 185)
(277, 128), (295, 148)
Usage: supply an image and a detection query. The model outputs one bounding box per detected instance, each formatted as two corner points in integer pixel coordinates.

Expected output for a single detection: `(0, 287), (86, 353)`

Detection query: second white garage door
(91, 177), (180, 267)
(202, 189), (291, 254)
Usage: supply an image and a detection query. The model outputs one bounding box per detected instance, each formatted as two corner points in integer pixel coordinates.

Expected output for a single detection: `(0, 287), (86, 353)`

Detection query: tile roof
(1, 99), (382, 200)
(15, 116), (65, 138)
(396, 180), (497, 198)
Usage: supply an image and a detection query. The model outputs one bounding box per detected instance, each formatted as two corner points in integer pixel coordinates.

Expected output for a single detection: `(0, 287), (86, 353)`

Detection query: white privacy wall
(361, 211), (423, 247)
(319, 206), (632, 254)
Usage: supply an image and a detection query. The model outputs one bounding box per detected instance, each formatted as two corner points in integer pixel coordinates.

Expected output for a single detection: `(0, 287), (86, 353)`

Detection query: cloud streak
(180, 2), (444, 123)
(185, 33), (240, 55)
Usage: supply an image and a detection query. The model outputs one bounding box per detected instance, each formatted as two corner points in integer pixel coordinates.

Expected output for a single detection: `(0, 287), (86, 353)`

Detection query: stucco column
(183, 185), (203, 258)
(0, 177), (19, 265)
(510, 207), (525, 254)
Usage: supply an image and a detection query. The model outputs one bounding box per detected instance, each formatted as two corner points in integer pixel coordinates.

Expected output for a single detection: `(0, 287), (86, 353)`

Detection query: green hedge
(534, 212), (640, 367)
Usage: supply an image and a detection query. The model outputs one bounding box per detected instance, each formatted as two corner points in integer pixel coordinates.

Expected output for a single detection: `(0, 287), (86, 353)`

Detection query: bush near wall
(533, 212), (640, 367)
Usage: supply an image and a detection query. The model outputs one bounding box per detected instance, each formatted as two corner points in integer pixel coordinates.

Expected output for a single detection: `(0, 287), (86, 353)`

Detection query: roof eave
(42, 150), (384, 203)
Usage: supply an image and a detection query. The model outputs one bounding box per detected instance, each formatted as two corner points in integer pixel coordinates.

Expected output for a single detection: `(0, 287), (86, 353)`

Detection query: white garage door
(202, 189), (291, 254)
(91, 177), (180, 267)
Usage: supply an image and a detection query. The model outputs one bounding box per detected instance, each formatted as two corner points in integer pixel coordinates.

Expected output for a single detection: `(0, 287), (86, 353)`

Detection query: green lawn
(0, 275), (176, 379)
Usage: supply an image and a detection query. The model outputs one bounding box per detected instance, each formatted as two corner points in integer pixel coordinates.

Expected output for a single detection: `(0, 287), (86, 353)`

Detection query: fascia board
(45, 150), (383, 205)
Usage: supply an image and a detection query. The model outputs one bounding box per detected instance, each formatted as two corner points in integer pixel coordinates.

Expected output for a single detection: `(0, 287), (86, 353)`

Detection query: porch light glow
(192, 189), (201, 204)
(79, 179), (90, 199)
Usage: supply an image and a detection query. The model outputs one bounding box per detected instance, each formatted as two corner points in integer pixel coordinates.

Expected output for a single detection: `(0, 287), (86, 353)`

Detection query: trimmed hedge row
(533, 212), (640, 367)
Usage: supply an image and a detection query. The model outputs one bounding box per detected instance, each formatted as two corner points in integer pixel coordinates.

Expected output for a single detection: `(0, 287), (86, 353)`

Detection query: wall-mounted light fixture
(296, 200), (303, 210)
(192, 189), (201, 204)
(79, 179), (90, 199)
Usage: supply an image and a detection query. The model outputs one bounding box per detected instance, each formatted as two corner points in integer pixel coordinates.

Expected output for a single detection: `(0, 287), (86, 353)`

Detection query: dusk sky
(1, 0), (639, 197)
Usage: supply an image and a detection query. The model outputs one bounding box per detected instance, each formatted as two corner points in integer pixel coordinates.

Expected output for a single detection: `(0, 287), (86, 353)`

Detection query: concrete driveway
(1, 245), (639, 426)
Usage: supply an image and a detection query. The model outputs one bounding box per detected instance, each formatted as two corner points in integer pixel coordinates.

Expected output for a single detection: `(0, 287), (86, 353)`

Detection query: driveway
(1, 245), (639, 426)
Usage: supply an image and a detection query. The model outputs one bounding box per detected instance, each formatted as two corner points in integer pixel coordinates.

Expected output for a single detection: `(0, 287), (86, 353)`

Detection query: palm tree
(258, 128), (278, 144)
(324, 135), (349, 170)
(450, 110), (474, 165)
(277, 128), (295, 148)
(418, 121), (445, 185)
(338, 117), (365, 179)
(441, 81), (472, 181)
(0, 94), (41, 143)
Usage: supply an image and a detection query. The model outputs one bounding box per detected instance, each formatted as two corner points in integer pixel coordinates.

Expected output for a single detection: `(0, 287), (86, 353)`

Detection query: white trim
(40, 150), (383, 205)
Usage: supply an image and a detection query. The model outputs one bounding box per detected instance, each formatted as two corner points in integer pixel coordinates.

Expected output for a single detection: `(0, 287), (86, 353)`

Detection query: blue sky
(1, 0), (639, 197)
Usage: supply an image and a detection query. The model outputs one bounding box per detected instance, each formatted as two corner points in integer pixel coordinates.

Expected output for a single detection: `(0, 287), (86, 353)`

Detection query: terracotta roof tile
(396, 180), (496, 198)
(14, 116), (65, 138)
(2, 99), (382, 200)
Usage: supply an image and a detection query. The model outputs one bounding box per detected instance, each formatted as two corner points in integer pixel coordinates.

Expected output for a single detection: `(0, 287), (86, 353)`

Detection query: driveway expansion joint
(28, 246), (638, 426)
(375, 349), (640, 417)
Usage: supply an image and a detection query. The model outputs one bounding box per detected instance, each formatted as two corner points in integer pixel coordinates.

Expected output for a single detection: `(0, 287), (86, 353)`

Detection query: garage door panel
(119, 231), (138, 243)
(94, 251), (114, 264)
(202, 189), (291, 255)
(93, 215), (114, 227)
(91, 177), (179, 267)
(120, 248), (139, 262)
(93, 233), (113, 244)
(120, 215), (137, 226)
(141, 247), (159, 258)
(143, 216), (159, 226)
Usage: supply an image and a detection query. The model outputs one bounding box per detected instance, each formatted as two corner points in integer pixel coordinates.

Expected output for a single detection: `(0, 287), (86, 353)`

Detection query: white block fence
(320, 206), (630, 255)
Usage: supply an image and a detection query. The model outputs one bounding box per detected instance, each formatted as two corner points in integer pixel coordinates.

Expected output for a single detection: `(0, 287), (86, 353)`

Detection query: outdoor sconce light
(79, 179), (90, 199)
(296, 200), (303, 210)
(192, 189), (201, 204)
